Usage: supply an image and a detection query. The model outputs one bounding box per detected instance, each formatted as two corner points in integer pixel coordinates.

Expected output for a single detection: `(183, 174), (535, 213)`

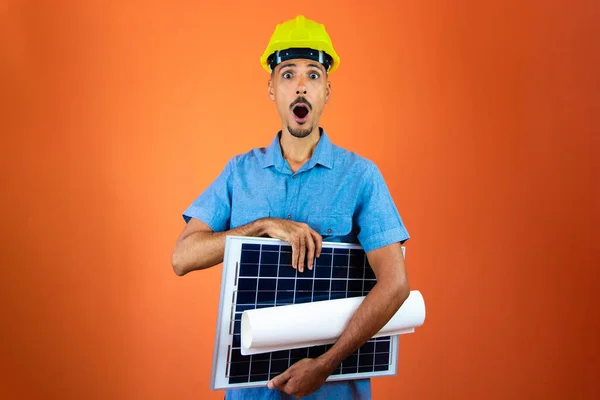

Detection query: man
(172, 15), (411, 400)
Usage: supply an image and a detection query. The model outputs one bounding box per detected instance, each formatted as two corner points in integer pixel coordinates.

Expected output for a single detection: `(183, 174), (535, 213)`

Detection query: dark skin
(172, 58), (411, 398)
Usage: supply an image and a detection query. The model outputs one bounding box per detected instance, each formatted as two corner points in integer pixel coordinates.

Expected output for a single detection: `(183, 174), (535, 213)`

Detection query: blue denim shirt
(183, 129), (410, 399)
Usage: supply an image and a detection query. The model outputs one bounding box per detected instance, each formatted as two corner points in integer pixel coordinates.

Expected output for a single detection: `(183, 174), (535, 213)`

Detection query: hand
(267, 358), (333, 399)
(263, 218), (322, 272)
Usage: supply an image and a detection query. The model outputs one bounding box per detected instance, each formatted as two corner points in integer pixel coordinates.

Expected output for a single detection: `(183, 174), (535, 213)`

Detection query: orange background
(1, 1), (599, 399)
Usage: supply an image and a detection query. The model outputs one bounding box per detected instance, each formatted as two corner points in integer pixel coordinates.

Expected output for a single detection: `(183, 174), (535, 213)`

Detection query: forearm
(172, 218), (269, 276)
(317, 274), (410, 373)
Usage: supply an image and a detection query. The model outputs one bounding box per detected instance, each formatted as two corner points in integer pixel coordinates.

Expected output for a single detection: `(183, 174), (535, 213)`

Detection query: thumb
(267, 371), (290, 390)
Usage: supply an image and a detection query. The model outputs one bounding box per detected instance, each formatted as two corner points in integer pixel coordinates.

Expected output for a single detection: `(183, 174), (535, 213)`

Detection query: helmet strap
(268, 48), (333, 73)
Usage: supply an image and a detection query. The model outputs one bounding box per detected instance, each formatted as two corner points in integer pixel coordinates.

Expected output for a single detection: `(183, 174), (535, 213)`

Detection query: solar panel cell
(376, 340), (391, 353)
(278, 267), (296, 277)
(258, 278), (276, 291)
(315, 266), (331, 278)
(333, 253), (348, 266)
(251, 352), (270, 362)
(295, 279), (312, 291)
(240, 250), (260, 264)
(239, 264), (258, 276)
(277, 278), (295, 291)
(301, 267), (315, 278)
(314, 279), (330, 291)
(260, 251), (279, 265)
(259, 265), (278, 277)
(359, 353), (374, 366)
(360, 341), (375, 353)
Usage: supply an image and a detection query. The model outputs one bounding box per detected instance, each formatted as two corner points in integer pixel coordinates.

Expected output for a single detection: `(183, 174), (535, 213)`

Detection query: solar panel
(210, 236), (405, 390)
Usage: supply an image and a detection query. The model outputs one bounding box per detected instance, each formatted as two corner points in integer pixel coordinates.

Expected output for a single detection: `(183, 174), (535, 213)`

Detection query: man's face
(268, 58), (331, 138)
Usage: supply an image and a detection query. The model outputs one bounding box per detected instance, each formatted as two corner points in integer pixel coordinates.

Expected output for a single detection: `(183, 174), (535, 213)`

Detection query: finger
(282, 380), (297, 396)
(267, 370), (291, 390)
(313, 231), (323, 258)
(310, 229), (323, 259)
(305, 231), (315, 270)
(298, 234), (306, 273)
(291, 239), (298, 270)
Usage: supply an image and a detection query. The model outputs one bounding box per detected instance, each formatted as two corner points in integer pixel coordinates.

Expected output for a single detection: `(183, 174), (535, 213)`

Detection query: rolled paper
(240, 290), (426, 355)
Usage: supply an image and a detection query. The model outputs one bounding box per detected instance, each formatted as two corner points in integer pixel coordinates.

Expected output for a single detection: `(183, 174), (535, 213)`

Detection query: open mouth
(293, 105), (309, 120)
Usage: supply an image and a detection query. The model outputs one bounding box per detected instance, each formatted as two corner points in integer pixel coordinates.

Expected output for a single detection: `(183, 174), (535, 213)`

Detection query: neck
(279, 127), (321, 172)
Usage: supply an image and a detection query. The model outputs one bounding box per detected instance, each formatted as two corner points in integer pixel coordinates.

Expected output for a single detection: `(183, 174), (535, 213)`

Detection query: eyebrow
(280, 63), (325, 72)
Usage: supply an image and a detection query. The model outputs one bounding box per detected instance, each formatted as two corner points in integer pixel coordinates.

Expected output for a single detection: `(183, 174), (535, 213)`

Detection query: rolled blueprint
(240, 290), (426, 355)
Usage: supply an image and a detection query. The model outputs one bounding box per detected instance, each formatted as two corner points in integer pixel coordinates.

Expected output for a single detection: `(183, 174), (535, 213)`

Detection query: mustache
(290, 97), (312, 111)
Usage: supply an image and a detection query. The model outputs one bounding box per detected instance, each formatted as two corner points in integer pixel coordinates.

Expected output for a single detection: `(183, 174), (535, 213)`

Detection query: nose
(296, 78), (307, 95)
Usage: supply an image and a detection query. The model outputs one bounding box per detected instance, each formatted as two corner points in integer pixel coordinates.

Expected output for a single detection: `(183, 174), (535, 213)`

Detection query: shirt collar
(261, 128), (334, 171)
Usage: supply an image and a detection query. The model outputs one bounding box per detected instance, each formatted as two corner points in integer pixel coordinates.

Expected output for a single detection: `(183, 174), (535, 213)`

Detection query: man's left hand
(267, 358), (333, 399)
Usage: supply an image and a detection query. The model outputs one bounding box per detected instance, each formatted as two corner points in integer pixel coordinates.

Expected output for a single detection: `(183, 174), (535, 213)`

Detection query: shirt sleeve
(354, 161), (410, 253)
(181, 158), (234, 232)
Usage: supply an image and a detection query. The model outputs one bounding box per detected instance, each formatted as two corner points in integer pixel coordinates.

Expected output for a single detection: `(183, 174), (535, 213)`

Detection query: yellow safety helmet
(260, 15), (341, 75)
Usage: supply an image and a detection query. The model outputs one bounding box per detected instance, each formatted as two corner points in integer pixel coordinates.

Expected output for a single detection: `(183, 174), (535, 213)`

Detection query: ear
(324, 80), (332, 104)
(268, 78), (275, 101)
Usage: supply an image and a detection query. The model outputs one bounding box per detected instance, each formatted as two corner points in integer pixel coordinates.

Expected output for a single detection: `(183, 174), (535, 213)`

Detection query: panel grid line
(246, 246), (264, 384)
(267, 245), (282, 380)
(288, 246), (298, 368)
(291, 250), (297, 305)
(328, 248), (334, 300)
(361, 252), (367, 295)
(341, 248), (351, 371)
(357, 251), (367, 371)
(372, 337), (377, 372)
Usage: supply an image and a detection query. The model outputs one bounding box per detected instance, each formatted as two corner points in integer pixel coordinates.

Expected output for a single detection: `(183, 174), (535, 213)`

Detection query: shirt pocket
(307, 214), (354, 242)
(230, 208), (271, 229)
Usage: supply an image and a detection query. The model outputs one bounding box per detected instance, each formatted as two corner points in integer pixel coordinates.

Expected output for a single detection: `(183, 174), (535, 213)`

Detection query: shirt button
(327, 228), (332, 234)
(292, 175), (297, 179)
(287, 214), (292, 219)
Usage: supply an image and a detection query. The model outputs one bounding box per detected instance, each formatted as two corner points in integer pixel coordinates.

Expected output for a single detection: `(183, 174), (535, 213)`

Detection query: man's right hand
(262, 218), (322, 272)
(172, 216), (322, 276)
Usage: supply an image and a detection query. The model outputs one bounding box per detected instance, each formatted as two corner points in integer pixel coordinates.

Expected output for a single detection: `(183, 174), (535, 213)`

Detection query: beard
(287, 124), (314, 138)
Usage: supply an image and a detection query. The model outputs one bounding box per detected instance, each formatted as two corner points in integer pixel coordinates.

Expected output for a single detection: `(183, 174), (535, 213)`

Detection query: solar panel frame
(210, 235), (404, 391)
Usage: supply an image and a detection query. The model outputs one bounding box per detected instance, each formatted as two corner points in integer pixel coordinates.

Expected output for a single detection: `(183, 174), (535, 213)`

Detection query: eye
(283, 72), (292, 79)
(309, 72), (320, 79)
